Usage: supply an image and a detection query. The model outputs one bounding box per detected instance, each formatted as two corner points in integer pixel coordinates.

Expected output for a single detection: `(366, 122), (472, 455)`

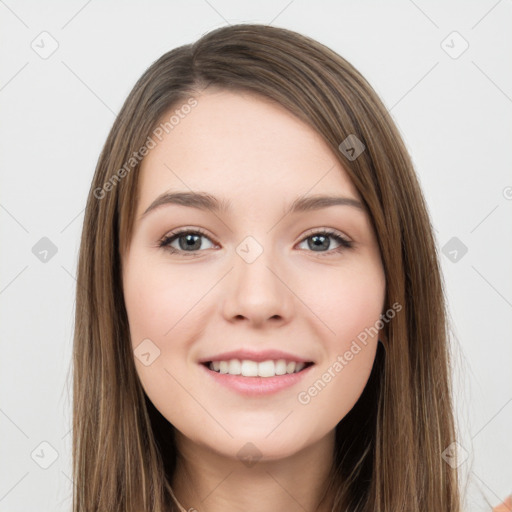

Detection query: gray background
(1, 1), (511, 510)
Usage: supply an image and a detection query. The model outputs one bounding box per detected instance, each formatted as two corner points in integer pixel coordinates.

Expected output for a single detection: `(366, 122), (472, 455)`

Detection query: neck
(170, 430), (336, 512)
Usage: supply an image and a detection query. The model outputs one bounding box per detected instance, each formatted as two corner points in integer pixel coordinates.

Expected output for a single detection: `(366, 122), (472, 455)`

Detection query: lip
(197, 349), (314, 364)
(199, 361), (314, 396)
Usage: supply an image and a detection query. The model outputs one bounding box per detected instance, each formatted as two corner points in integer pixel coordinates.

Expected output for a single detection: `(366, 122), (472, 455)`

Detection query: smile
(200, 359), (315, 396)
(204, 359), (313, 377)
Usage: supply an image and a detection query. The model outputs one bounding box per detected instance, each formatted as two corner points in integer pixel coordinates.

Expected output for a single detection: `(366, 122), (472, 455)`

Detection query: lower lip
(199, 363), (314, 396)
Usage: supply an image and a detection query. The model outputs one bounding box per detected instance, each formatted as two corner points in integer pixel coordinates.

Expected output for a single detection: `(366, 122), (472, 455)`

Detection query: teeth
(258, 360), (274, 377)
(207, 359), (310, 377)
(275, 359), (287, 375)
(228, 359), (241, 375)
(241, 360), (258, 377)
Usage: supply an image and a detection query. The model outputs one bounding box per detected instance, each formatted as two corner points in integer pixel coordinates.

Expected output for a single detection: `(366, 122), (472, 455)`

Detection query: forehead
(137, 89), (361, 215)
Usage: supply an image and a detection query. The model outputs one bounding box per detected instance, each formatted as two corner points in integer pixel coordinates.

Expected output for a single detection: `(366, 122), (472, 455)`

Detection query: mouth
(201, 359), (315, 378)
(197, 349), (316, 395)
(199, 358), (315, 396)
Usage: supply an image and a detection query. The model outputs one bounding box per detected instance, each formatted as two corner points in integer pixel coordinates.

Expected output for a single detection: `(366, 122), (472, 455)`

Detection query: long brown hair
(72, 23), (461, 511)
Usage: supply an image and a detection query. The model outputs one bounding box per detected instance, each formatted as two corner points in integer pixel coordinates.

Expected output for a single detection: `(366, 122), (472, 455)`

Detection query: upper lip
(198, 349), (314, 364)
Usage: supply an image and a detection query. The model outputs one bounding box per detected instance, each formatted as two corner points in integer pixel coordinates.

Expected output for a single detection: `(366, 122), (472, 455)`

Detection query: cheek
(307, 257), (385, 344)
(122, 253), (210, 421)
(123, 253), (208, 346)
(294, 261), (383, 413)
(297, 344), (378, 430)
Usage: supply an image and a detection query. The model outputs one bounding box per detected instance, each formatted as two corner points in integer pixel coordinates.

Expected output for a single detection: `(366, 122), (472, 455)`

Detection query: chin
(186, 419), (323, 464)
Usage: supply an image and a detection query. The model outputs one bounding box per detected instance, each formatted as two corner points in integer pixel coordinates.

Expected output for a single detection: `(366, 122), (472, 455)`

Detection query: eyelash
(158, 227), (353, 257)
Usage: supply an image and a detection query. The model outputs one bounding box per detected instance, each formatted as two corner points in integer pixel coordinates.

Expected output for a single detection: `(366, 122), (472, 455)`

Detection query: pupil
(309, 235), (329, 251)
(180, 234), (201, 251)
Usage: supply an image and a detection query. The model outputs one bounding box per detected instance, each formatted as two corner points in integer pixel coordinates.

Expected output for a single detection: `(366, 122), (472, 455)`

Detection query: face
(122, 89), (386, 461)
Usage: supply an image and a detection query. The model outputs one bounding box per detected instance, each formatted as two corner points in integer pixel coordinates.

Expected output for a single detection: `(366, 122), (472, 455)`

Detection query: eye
(297, 229), (353, 256)
(158, 228), (353, 257)
(158, 228), (216, 256)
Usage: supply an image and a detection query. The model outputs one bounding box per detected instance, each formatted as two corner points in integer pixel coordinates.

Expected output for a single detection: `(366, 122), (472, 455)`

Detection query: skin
(122, 89), (386, 512)
(493, 495), (512, 512)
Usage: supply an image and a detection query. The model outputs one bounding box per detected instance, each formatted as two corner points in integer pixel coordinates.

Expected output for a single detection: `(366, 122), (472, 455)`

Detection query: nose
(221, 243), (294, 328)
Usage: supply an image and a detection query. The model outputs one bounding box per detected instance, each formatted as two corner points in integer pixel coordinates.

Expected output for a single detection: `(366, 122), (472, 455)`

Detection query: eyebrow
(139, 191), (365, 220)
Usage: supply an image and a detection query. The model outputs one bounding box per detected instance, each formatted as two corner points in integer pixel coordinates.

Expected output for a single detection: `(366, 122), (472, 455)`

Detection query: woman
(72, 23), (491, 511)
